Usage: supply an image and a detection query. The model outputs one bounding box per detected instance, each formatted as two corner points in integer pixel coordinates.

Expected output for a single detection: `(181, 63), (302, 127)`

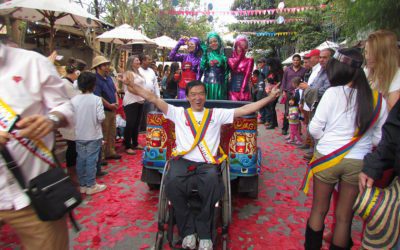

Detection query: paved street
(1, 107), (362, 250)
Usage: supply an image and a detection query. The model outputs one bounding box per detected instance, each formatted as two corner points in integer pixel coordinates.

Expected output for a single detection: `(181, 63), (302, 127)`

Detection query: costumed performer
(168, 36), (202, 99)
(228, 35), (254, 101)
(200, 32), (228, 100)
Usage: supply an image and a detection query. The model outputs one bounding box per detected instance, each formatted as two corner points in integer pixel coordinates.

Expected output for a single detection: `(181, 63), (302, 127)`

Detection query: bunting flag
(160, 4), (326, 16)
(237, 18), (305, 25)
(239, 31), (297, 37)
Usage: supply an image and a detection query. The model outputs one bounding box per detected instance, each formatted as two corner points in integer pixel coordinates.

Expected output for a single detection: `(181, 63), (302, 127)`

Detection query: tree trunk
(94, 0), (100, 18)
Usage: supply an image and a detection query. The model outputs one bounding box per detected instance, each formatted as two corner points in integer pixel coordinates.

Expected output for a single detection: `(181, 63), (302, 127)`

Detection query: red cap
(305, 49), (320, 58)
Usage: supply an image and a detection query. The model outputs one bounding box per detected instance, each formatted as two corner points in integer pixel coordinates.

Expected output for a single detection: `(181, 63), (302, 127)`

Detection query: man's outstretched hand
(270, 83), (281, 98)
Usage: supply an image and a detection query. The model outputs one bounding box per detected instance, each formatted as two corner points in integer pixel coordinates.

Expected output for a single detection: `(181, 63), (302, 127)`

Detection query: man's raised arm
(123, 72), (169, 115)
(234, 83), (280, 118)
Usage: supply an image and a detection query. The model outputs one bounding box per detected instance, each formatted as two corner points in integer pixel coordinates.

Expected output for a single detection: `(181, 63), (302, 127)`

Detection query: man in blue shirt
(92, 56), (121, 164)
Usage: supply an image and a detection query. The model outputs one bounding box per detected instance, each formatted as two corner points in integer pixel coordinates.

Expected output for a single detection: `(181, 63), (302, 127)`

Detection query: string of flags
(160, 4), (326, 16)
(237, 18), (305, 25)
(240, 31), (298, 37)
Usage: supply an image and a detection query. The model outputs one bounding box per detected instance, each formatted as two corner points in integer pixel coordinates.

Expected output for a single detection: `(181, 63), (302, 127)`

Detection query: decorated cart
(140, 100), (261, 198)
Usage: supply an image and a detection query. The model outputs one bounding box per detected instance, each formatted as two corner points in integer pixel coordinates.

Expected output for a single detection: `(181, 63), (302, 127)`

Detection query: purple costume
(228, 36), (254, 101)
(168, 37), (202, 99)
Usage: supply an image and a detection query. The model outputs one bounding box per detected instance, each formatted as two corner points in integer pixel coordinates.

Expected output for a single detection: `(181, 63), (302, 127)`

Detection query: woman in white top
(59, 58), (85, 168)
(123, 55), (146, 155)
(304, 48), (388, 249)
(365, 30), (400, 110)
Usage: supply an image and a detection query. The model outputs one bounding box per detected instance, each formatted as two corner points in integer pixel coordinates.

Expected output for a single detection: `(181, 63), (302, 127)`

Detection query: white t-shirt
(58, 78), (81, 140)
(388, 68), (400, 93)
(139, 67), (160, 97)
(309, 86), (388, 159)
(165, 105), (235, 162)
(0, 45), (74, 210)
(123, 73), (145, 106)
(303, 63), (322, 111)
(71, 93), (105, 140)
(365, 67), (400, 94)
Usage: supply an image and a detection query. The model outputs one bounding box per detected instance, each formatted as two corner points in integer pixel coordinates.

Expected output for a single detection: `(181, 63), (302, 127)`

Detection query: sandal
(125, 148), (136, 155)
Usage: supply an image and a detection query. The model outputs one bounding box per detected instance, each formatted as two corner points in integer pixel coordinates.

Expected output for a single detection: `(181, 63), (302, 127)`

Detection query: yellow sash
(172, 108), (227, 164)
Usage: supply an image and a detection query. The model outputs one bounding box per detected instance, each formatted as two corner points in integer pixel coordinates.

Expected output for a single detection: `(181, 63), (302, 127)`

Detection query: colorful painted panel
(228, 115), (259, 178)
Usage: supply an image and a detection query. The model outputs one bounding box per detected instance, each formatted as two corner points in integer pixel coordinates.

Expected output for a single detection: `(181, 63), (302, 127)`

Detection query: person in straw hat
(357, 98), (400, 249)
(92, 55), (121, 166)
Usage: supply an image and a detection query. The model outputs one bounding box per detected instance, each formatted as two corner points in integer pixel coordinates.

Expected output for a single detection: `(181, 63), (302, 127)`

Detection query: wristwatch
(47, 114), (61, 129)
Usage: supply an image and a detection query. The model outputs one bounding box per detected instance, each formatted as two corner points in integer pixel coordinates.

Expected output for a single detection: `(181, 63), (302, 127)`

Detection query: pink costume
(228, 36), (254, 101)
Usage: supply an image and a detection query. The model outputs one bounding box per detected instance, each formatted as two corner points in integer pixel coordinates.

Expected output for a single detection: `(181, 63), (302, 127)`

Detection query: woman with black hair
(265, 58), (283, 130)
(163, 62), (180, 99)
(303, 48), (388, 249)
(59, 58), (86, 168)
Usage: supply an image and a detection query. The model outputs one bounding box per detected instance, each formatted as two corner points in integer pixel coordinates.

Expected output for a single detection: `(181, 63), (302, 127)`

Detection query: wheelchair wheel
(154, 161), (170, 250)
(154, 231), (164, 250)
(222, 161), (232, 225)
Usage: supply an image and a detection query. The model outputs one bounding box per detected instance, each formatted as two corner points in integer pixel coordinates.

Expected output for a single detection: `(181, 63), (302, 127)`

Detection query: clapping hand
(122, 71), (143, 96)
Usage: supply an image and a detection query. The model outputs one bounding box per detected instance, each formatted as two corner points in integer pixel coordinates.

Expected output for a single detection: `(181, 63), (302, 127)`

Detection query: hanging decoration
(239, 31), (297, 37)
(237, 18), (305, 25)
(160, 4), (326, 16)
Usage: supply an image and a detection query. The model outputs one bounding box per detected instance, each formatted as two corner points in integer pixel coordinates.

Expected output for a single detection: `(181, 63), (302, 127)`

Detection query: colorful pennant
(237, 18), (305, 25)
(239, 31), (297, 37)
(160, 5), (326, 16)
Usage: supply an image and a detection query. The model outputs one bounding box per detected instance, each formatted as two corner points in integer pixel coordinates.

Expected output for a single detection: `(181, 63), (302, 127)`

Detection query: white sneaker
(86, 183), (107, 195)
(198, 239), (213, 250)
(182, 234), (196, 249)
(79, 186), (87, 194)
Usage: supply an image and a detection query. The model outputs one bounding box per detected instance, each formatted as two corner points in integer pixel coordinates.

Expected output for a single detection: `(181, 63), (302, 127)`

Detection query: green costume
(200, 32), (229, 100)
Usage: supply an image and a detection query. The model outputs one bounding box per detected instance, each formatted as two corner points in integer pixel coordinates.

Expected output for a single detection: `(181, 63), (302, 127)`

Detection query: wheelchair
(154, 160), (232, 250)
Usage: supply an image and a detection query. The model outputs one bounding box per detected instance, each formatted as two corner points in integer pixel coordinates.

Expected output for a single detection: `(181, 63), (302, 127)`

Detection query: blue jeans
(76, 139), (102, 187)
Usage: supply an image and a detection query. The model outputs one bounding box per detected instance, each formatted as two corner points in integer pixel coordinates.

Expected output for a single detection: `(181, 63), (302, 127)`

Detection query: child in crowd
(287, 96), (302, 145)
(72, 72), (107, 195)
(116, 113), (126, 142)
(291, 77), (304, 134)
(250, 70), (260, 102)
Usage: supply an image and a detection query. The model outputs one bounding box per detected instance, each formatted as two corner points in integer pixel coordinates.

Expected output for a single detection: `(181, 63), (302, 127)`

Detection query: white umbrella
(283, 40), (339, 64)
(96, 24), (156, 45)
(152, 35), (179, 49)
(0, 0), (103, 52)
(316, 41), (339, 51)
(282, 50), (310, 65)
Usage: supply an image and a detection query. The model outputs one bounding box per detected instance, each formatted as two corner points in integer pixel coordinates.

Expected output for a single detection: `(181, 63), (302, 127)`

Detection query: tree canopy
(229, 0), (399, 60)
(87, 0), (212, 41)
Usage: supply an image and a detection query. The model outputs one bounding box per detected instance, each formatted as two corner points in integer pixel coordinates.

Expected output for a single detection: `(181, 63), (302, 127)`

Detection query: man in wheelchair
(124, 75), (280, 250)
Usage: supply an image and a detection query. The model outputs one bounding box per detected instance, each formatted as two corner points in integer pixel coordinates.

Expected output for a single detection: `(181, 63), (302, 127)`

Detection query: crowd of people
(0, 28), (400, 250)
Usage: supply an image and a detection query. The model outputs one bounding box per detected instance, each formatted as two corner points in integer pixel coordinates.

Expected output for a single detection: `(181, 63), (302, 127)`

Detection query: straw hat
(91, 55), (110, 69)
(353, 177), (400, 249)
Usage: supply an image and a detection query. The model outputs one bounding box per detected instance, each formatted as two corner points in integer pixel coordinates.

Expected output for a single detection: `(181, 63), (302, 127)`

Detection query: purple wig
(188, 37), (201, 55)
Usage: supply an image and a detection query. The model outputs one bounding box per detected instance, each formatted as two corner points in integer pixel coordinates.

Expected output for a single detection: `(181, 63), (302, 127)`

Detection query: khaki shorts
(0, 205), (68, 250)
(313, 150), (363, 186)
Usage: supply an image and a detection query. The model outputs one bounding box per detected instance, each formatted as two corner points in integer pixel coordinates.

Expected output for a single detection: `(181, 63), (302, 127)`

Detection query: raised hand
(270, 83), (281, 98)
